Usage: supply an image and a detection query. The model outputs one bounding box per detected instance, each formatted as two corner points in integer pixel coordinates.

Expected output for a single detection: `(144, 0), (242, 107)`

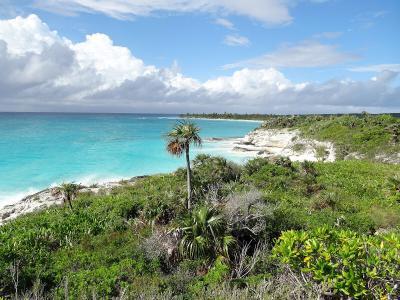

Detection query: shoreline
(0, 173), (152, 210)
(0, 126), (338, 225)
(0, 176), (147, 225)
(207, 128), (336, 162)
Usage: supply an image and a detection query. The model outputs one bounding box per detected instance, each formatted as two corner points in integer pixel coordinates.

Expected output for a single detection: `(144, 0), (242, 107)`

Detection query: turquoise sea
(0, 113), (260, 207)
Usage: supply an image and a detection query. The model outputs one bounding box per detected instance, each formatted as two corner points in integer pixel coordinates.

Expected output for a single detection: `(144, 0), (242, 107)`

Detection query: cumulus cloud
(34, 0), (293, 25)
(0, 14), (62, 55)
(0, 14), (399, 113)
(223, 34), (250, 47)
(223, 40), (359, 69)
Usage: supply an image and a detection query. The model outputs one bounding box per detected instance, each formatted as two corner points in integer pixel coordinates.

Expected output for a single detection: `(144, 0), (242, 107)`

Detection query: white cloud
(34, 0), (293, 25)
(223, 40), (359, 69)
(204, 68), (295, 97)
(349, 64), (400, 73)
(215, 18), (235, 30)
(0, 14), (62, 55)
(0, 14), (399, 114)
(71, 33), (158, 89)
(223, 34), (250, 47)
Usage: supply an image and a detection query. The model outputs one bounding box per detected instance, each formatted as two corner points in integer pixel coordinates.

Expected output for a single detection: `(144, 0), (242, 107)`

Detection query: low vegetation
(260, 113), (400, 160)
(1, 154), (399, 299)
(185, 113), (400, 162)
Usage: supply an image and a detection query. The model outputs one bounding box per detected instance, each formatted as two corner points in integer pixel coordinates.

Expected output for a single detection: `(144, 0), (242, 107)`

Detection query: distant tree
(59, 183), (80, 209)
(166, 121), (202, 210)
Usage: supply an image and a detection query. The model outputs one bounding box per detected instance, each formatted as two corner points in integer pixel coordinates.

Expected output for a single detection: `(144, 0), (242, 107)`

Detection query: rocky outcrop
(375, 152), (400, 164)
(215, 128), (336, 162)
(0, 177), (144, 225)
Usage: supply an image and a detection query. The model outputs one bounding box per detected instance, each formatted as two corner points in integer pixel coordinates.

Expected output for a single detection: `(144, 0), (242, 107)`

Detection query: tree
(166, 120), (202, 210)
(58, 183), (80, 209)
(179, 206), (235, 260)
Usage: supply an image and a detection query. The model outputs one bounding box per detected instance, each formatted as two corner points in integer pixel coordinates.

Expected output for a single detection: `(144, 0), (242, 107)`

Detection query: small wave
(0, 188), (40, 209)
(156, 116), (180, 120)
(49, 173), (129, 188)
(0, 174), (131, 209)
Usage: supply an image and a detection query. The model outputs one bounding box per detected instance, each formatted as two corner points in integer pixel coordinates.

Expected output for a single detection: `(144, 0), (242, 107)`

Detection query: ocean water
(0, 113), (260, 207)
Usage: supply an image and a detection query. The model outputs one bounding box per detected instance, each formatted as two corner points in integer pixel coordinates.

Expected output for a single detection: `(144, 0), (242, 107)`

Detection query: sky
(0, 0), (399, 113)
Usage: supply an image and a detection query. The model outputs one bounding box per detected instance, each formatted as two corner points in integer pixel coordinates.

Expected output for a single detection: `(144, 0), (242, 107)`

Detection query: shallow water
(0, 113), (260, 206)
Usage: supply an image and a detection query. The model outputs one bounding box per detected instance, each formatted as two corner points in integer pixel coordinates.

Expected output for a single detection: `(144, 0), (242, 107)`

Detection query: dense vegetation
(181, 112), (275, 121)
(1, 155), (399, 299)
(182, 112), (400, 121)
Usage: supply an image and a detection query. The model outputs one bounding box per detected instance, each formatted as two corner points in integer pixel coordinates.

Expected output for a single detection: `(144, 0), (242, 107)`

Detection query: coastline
(0, 114), (260, 212)
(0, 173), (150, 209)
(0, 176), (146, 225)
(0, 126), (339, 225)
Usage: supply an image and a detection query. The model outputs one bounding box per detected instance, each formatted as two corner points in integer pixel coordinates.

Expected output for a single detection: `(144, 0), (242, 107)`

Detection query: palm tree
(166, 120), (202, 210)
(179, 206), (235, 259)
(59, 183), (80, 209)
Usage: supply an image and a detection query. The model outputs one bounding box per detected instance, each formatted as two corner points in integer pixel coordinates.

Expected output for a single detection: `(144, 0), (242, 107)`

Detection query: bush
(178, 206), (235, 260)
(190, 154), (241, 197)
(273, 226), (400, 299)
(244, 157), (271, 175)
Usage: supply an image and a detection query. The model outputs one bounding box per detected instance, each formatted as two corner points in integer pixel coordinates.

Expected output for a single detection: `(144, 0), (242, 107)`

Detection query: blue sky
(0, 0), (399, 113)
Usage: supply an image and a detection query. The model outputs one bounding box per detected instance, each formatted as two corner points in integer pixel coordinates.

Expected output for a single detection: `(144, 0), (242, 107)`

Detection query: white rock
(212, 128), (336, 162)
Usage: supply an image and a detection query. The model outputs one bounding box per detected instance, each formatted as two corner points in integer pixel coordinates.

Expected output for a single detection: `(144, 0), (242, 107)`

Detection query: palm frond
(165, 120), (202, 151)
(166, 139), (183, 156)
(178, 206), (234, 259)
(221, 235), (236, 257)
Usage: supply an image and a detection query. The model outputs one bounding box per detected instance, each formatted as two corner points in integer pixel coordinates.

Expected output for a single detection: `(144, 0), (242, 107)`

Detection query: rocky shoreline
(3, 126), (396, 226)
(0, 177), (145, 225)
(210, 128), (336, 162)
(1, 128), (337, 225)
(215, 128), (400, 164)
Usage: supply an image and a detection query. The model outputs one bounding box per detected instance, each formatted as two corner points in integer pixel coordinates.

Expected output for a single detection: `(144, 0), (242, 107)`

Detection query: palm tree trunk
(67, 196), (73, 210)
(185, 146), (192, 210)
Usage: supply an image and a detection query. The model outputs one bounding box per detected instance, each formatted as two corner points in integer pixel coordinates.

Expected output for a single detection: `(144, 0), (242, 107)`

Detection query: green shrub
(274, 156), (294, 170)
(291, 143), (306, 153)
(190, 154), (241, 197)
(273, 226), (400, 299)
(179, 206), (235, 260)
(189, 256), (230, 295)
(244, 157), (271, 175)
(315, 145), (328, 161)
